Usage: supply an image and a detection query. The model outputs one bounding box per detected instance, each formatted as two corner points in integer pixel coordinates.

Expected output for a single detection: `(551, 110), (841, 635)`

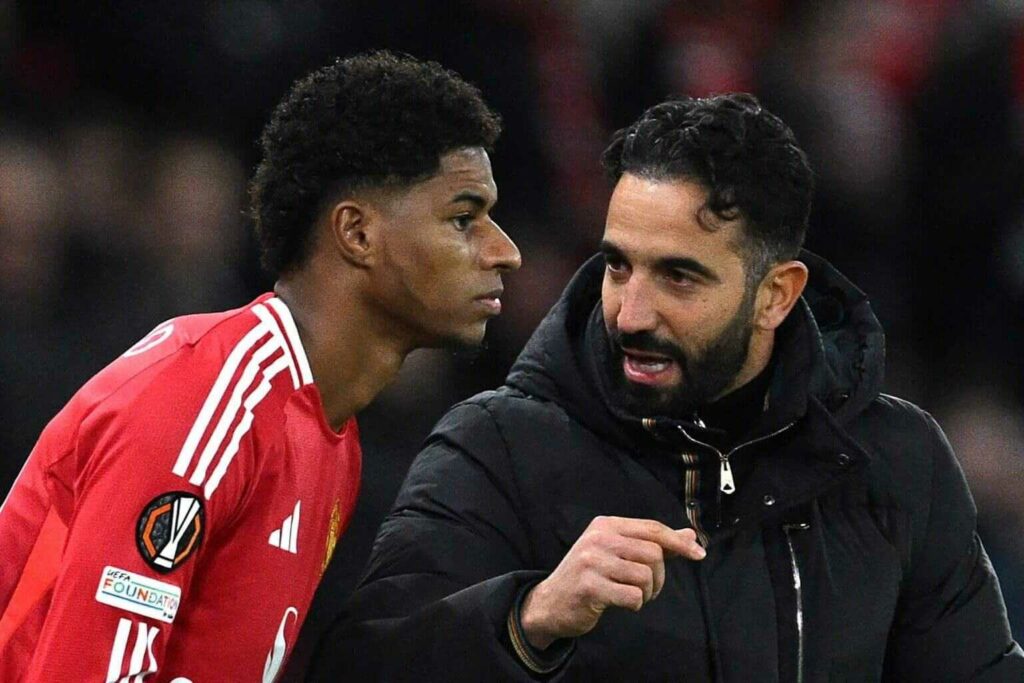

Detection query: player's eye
(453, 214), (474, 232)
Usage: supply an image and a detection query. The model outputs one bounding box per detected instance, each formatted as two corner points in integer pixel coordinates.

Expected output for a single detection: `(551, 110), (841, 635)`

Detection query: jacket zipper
(783, 522), (810, 683)
(676, 421), (796, 496)
(642, 418), (710, 543)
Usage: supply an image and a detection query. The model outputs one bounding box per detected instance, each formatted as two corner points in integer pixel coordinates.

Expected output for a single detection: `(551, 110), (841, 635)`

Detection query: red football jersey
(0, 294), (362, 682)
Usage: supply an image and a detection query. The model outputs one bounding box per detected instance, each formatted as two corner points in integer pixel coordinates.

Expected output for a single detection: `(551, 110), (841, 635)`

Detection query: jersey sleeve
(21, 349), (267, 682)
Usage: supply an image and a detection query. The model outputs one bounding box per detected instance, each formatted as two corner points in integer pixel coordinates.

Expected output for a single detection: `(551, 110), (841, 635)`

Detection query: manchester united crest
(136, 492), (205, 573)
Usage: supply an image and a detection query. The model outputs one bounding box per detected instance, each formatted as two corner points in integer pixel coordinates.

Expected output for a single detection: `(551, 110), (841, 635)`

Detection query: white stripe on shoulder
(187, 338), (283, 487)
(203, 353), (292, 498)
(252, 303), (300, 389)
(266, 297), (314, 386)
(172, 321), (270, 477)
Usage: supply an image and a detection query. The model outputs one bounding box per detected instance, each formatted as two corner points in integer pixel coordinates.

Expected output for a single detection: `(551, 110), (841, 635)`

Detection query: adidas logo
(268, 500), (301, 554)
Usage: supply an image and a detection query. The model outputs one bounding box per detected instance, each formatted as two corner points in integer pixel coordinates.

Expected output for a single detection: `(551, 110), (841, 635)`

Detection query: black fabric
(307, 251), (1023, 681)
(696, 355), (774, 449)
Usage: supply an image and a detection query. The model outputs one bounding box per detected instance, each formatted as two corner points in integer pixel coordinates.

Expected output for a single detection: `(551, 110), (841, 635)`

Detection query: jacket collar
(506, 250), (884, 476)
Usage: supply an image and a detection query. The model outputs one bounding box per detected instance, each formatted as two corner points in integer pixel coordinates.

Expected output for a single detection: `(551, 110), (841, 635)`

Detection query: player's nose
(480, 219), (521, 272)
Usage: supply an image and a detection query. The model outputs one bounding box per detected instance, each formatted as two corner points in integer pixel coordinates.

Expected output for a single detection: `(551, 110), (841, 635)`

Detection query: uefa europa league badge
(136, 492), (205, 573)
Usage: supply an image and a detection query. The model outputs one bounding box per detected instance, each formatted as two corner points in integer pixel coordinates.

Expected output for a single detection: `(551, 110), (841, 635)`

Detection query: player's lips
(474, 288), (503, 315)
(621, 347), (679, 386)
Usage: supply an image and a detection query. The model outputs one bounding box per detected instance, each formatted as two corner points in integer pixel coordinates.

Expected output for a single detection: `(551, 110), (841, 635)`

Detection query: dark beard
(607, 295), (755, 418)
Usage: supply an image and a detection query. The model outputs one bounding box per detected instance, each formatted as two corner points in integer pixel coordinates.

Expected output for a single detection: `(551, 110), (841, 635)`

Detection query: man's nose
(615, 278), (658, 334)
(480, 220), (522, 272)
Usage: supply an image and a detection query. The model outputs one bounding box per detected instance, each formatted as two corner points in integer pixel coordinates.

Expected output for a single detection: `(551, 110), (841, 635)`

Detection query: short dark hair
(602, 93), (813, 281)
(250, 51), (502, 275)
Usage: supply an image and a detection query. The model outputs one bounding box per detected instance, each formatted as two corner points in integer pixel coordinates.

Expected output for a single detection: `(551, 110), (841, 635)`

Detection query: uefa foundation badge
(136, 491), (205, 573)
(95, 566), (181, 623)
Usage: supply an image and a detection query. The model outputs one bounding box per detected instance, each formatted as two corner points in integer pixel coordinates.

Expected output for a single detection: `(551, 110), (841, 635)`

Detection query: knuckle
(643, 519), (665, 536)
(629, 587), (644, 611)
(633, 566), (653, 590)
(641, 541), (663, 562)
(653, 565), (666, 584)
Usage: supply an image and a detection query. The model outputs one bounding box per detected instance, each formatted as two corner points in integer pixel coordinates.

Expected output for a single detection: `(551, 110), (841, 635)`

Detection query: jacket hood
(505, 250), (885, 449)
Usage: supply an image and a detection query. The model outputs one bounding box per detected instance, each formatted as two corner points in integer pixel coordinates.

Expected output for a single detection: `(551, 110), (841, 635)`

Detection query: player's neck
(272, 277), (408, 431)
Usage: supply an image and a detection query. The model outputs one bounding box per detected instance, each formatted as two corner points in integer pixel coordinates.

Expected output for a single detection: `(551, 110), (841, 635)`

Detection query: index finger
(602, 517), (706, 560)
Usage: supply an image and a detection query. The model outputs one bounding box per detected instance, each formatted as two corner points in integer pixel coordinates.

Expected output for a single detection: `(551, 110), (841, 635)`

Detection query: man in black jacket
(309, 94), (1024, 681)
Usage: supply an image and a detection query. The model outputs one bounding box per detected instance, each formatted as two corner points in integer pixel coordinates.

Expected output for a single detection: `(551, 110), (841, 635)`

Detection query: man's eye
(605, 256), (628, 273)
(668, 270), (694, 285)
(453, 215), (474, 231)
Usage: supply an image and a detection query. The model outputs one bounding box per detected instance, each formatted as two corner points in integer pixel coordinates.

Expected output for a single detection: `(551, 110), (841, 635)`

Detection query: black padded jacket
(310, 252), (1023, 682)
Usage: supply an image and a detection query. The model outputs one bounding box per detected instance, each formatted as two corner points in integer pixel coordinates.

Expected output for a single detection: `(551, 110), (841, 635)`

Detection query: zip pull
(720, 457), (736, 494)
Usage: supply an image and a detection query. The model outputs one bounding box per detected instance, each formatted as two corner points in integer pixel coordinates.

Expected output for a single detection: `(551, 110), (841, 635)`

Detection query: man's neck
(273, 275), (410, 431)
(697, 358), (774, 445)
(697, 330), (776, 446)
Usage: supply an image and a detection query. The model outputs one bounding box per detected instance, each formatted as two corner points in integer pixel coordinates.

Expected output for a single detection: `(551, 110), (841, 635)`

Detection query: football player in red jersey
(0, 50), (520, 682)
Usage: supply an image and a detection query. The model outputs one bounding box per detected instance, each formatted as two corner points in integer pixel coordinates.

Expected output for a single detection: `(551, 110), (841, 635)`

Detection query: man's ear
(327, 199), (382, 268)
(754, 260), (809, 331)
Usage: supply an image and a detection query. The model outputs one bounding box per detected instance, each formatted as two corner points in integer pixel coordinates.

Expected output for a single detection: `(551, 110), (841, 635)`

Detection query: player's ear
(327, 198), (382, 268)
(753, 260), (808, 331)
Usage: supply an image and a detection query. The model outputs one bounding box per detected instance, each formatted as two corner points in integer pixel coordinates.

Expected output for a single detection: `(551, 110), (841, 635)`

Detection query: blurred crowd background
(1, 0), (1021, 650)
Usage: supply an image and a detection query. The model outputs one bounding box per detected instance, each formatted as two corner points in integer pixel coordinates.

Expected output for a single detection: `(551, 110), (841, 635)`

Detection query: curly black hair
(602, 93), (813, 281)
(250, 51), (502, 275)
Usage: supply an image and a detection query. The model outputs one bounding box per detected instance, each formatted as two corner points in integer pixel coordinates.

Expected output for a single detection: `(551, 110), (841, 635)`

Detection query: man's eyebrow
(658, 256), (720, 282)
(600, 241), (720, 282)
(450, 191), (491, 210)
(599, 240), (623, 257)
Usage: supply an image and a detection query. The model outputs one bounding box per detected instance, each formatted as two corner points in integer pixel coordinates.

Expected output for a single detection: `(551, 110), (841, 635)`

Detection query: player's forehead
(420, 147), (497, 207)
